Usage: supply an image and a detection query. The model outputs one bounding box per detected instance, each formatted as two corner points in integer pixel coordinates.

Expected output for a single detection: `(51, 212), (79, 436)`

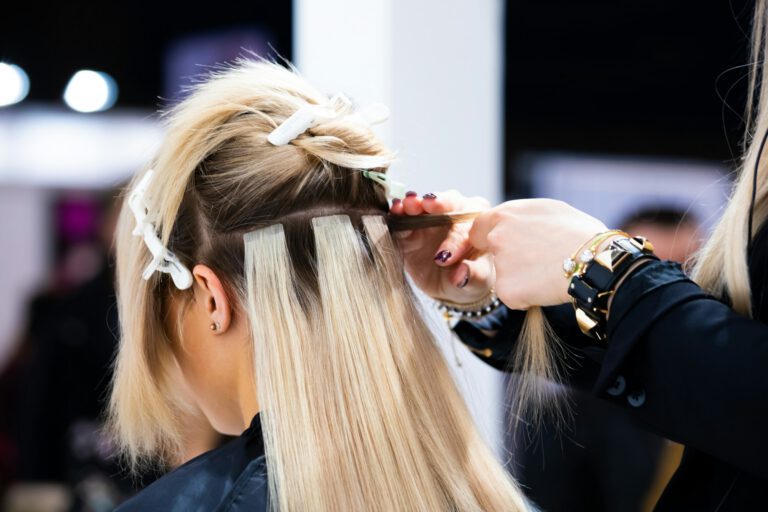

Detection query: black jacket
(114, 414), (269, 511)
(454, 223), (768, 511)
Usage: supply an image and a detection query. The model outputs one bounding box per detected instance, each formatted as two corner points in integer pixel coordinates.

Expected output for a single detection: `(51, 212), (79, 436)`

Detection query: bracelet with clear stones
(563, 230), (631, 278)
(436, 288), (502, 320)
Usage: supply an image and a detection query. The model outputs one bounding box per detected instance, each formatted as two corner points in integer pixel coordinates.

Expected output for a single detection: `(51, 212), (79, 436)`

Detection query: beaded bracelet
(436, 288), (502, 320)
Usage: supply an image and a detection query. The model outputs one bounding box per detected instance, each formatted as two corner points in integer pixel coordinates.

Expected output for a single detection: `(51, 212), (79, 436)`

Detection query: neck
(237, 365), (260, 431)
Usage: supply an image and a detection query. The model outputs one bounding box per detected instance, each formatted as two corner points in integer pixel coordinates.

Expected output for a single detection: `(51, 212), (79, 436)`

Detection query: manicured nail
(434, 250), (452, 263)
(405, 190), (418, 197)
(423, 192), (437, 200)
(391, 198), (401, 206)
(457, 271), (470, 288)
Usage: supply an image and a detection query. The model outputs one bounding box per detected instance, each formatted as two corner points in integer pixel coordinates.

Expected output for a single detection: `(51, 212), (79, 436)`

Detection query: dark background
(504, 0), (755, 193)
(2, 1), (753, 167)
(0, 1), (293, 108)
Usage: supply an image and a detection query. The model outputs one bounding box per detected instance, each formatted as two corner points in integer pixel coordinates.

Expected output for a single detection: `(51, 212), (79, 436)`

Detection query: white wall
(527, 153), (730, 233)
(294, 0), (507, 456)
(295, 0), (504, 200)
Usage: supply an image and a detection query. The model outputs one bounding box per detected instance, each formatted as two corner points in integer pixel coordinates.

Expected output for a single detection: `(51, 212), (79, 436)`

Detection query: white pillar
(295, 0), (507, 457)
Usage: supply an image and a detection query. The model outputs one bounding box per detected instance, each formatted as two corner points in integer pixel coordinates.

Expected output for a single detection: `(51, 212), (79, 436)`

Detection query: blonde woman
(108, 59), (533, 511)
(392, 1), (768, 510)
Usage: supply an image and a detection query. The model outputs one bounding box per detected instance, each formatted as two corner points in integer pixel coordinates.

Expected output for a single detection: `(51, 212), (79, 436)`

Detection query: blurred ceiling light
(63, 70), (118, 113)
(0, 62), (30, 107)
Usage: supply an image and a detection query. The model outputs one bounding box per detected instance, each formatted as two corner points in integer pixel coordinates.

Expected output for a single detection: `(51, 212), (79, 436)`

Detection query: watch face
(614, 237), (642, 255)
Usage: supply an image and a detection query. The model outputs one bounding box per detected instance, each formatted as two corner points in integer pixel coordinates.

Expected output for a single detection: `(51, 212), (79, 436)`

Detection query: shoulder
(115, 435), (269, 512)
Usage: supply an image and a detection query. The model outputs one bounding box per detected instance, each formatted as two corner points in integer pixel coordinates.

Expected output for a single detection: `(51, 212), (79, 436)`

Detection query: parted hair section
(109, 58), (530, 510)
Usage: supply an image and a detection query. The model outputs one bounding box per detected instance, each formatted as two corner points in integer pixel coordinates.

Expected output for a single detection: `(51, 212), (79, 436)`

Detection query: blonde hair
(691, 0), (768, 313)
(108, 58), (529, 510)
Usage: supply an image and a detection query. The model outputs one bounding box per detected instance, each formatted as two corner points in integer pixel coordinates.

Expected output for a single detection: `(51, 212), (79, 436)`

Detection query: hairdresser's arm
(464, 199), (768, 479)
(463, 257), (768, 478)
(395, 195), (768, 477)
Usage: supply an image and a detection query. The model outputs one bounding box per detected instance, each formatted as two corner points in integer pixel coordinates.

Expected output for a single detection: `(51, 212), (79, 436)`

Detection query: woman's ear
(191, 264), (233, 334)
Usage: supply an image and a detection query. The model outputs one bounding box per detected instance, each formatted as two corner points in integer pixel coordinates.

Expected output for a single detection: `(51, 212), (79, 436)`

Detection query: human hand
(469, 199), (608, 309)
(389, 190), (494, 304)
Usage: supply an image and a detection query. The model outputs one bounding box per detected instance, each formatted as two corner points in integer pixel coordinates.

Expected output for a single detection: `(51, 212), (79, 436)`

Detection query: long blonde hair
(692, 0), (768, 312)
(108, 58), (529, 511)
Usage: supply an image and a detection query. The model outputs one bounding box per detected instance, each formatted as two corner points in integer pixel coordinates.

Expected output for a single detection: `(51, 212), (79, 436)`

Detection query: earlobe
(192, 264), (233, 334)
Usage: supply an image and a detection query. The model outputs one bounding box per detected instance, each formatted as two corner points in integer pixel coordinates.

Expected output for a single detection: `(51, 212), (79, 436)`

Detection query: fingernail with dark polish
(457, 272), (470, 288)
(423, 192), (437, 200)
(434, 250), (452, 263)
(405, 190), (418, 197)
(391, 198), (401, 205)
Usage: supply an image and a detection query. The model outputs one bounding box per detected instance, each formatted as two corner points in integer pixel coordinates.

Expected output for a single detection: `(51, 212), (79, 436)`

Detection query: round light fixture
(0, 62), (30, 107)
(63, 70), (118, 113)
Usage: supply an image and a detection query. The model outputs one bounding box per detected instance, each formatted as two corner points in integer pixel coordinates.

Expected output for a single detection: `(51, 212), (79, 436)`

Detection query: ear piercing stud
(210, 322), (221, 331)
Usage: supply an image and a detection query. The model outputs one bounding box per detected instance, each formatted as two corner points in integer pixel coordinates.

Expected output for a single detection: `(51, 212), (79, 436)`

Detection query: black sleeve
(451, 305), (525, 371)
(453, 259), (768, 478)
(599, 259), (768, 479)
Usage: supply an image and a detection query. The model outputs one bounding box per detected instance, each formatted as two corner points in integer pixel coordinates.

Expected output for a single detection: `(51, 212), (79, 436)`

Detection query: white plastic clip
(362, 170), (407, 200)
(128, 169), (194, 290)
(267, 94), (391, 146)
(267, 94), (354, 146)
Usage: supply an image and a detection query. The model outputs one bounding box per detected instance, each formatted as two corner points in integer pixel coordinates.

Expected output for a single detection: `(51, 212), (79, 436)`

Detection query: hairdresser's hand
(390, 191), (494, 304)
(469, 199), (608, 309)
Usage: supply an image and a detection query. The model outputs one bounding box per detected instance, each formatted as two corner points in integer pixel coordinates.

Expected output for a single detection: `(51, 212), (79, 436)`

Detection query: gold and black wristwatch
(567, 235), (657, 341)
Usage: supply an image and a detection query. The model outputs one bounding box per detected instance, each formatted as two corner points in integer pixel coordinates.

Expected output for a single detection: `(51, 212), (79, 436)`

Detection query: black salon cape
(114, 414), (269, 511)
(454, 223), (768, 511)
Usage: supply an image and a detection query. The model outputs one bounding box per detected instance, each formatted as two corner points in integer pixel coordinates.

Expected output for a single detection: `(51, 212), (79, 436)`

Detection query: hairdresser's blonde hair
(692, 0), (768, 313)
(109, 58), (529, 511)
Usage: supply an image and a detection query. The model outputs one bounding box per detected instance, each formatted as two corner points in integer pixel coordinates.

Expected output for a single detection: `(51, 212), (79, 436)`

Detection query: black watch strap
(567, 236), (658, 340)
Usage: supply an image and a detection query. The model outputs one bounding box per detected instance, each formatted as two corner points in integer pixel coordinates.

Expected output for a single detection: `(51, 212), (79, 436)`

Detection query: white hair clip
(267, 94), (404, 200)
(362, 170), (407, 200)
(128, 169), (194, 290)
(267, 93), (390, 146)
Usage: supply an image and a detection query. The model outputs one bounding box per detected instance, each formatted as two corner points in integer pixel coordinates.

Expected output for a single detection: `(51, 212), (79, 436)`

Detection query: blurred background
(0, 0), (755, 510)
